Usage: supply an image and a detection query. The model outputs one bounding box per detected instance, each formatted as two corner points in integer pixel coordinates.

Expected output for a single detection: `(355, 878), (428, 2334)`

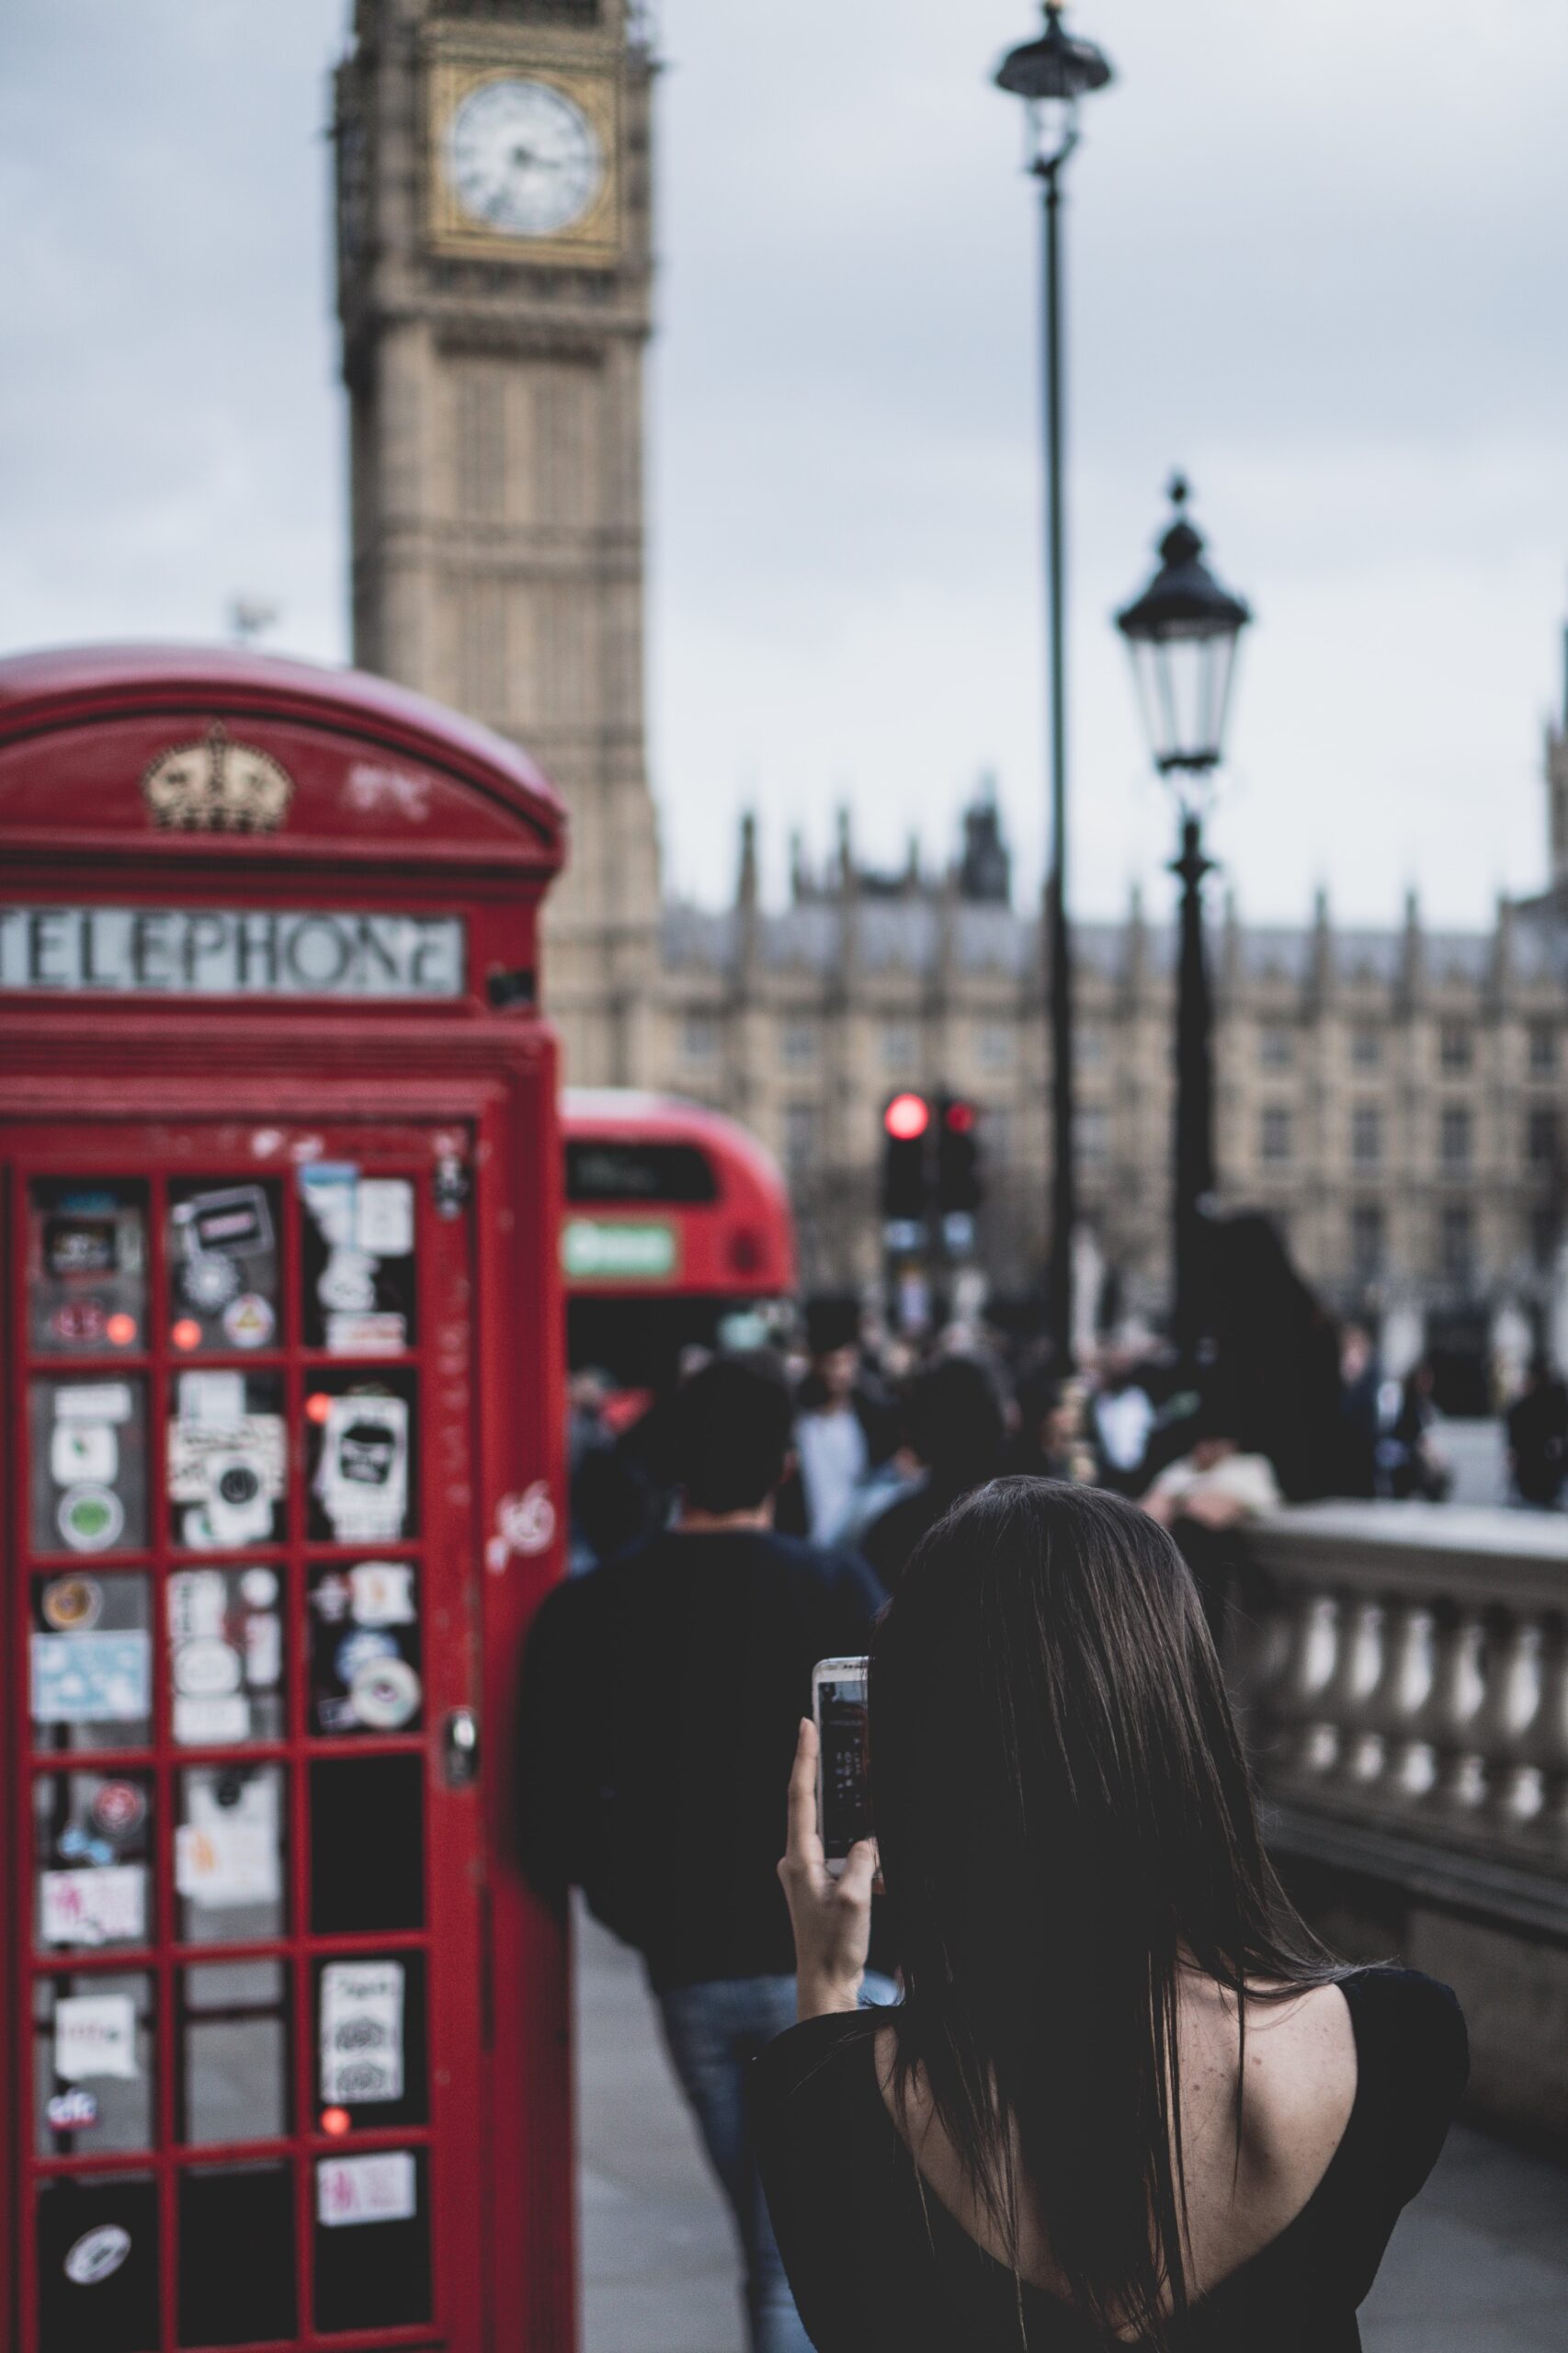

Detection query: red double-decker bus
(562, 1091), (795, 1390)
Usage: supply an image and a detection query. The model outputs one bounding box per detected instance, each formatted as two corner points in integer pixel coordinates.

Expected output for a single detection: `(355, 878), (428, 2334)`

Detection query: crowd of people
(528, 1220), (1568, 2349)
(521, 1302), (1474, 2353)
(566, 1276), (1568, 1587)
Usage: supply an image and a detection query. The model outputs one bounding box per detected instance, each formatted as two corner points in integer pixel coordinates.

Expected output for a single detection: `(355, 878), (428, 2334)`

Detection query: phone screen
(816, 1671), (870, 1861)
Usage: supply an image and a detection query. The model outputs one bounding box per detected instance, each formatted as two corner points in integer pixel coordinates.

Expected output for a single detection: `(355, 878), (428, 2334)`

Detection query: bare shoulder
(1235, 1982), (1358, 2181)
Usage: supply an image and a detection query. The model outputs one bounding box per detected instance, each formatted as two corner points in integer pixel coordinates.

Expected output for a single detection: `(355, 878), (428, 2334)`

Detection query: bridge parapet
(1233, 1503), (1568, 2143)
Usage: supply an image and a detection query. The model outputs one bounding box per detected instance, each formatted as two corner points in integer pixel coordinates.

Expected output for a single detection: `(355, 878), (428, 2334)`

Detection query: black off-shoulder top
(753, 1969), (1467, 2353)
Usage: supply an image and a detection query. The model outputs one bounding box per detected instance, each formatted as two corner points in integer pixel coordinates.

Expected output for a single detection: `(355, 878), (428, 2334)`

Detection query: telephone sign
(0, 646), (573, 2353)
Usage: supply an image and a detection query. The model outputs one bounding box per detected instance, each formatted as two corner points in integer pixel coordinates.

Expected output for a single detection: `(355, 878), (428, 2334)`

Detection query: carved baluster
(1266, 1587), (1341, 1788)
(1324, 1598), (1389, 1795)
(1525, 1614), (1568, 1858)
(1471, 1612), (1544, 1843)
(1373, 1602), (1437, 1806)
(1412, 1605), (1489, 1822)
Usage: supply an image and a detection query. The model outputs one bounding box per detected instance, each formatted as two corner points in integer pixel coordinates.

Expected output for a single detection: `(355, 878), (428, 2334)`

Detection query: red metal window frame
(6, 1118), (489, 2353)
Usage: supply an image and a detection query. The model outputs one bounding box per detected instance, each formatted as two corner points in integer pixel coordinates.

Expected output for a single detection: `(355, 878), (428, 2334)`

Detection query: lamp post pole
(1116, 478), (1253, 1367)
(1171, 812), (1217, 1360)
(995, 4), (1113, 1366)
(1040, 144), (1075, 1365)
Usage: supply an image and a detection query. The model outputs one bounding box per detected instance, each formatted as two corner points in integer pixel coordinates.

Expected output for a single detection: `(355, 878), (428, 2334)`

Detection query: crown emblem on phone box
(142, 724), (294, 833)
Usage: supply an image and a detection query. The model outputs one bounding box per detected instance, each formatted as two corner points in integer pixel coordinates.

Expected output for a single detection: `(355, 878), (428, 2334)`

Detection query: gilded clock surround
(427, 56), (620, 265)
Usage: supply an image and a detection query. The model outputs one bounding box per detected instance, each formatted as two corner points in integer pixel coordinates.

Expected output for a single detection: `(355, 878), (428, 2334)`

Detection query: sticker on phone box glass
(312, 1394), (409, 1540)
(47, 2088), (99, 2133)
(53, 1381), (135, 1425)
(31, 1631), (151, 1725)
(63, 2222), (131, 2285)
(42, 1575), (105, 1631)
(45, 1216), (119, 1278)
(175, 1775), (281, 1909)
(41, 1866), (147, 1949)
(318, 2150), (417, 2228)
(54, 1992), (140, 2082)
(319, 1960), (404, 2106)
(173, 1185), (274, 1263)
(56, 1486), (126, 1554)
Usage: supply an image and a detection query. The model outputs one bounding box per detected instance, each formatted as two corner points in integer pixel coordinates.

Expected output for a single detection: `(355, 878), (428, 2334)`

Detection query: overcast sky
(4, 0), (1566, 926)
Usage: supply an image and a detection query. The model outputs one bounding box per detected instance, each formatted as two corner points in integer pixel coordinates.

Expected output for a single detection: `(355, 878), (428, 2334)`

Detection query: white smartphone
(812, 1655), (870, 1879)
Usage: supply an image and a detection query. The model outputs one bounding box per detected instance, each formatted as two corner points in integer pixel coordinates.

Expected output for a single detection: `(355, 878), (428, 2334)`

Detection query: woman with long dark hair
(757, 1480), (1465, 2349)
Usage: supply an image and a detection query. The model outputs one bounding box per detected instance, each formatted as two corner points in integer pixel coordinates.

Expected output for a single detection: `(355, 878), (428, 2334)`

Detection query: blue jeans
(656, 1972), (898, 2353)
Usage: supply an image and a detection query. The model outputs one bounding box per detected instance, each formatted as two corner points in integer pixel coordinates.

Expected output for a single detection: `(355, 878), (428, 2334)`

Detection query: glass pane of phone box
(178, 1962), (290, 2145)
(34, 1769), (153, 1956)
(29, 1379), (150, 1558)
(28, 1179), (148, 1355)
(310, 1756), (425, 1934)
(315, 2149), (432, 2334)
(33, 1973), (154, 2156)
(167, 1566), (285, 1747)
(30, 1574), (153, 1756)
(37, 2173), (158, 2353)
(166, 1178), (281, 1356)
(178, 2165), (297, 2347)
(167, 1372), (286, 1552)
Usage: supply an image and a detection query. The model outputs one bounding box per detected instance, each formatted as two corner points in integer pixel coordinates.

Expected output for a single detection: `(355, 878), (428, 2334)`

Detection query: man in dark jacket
(517, 1352), (885, 2353)
(859, 1353), (1008, 1590)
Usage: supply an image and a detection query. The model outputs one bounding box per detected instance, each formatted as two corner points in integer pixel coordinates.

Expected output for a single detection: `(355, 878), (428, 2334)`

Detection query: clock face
(445, 78), (604, 240)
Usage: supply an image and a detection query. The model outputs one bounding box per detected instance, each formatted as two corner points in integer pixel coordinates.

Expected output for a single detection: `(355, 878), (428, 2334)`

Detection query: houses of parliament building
(334, 0), (1568, 1357)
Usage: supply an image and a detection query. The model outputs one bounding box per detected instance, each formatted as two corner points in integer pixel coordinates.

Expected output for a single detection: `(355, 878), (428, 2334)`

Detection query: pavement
(575, 1904), (1568, 2353)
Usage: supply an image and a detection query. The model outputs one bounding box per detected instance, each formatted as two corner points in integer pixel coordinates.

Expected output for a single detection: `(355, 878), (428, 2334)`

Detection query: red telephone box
(0, 645), (574, 2353)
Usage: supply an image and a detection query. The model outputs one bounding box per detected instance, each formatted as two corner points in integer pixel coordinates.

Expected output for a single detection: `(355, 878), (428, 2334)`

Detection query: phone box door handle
(443, 1708), (480, 1788)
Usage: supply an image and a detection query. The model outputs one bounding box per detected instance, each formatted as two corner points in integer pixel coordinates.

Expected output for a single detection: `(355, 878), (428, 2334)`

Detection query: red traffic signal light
(884, 1092), (930, 1142)
(937, 1095), (982, 1215)
(882, 1094), (931, 1222)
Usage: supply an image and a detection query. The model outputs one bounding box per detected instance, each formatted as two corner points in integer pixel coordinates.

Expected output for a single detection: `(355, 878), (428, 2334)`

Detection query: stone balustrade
(1232, 1504), (1568, 1933)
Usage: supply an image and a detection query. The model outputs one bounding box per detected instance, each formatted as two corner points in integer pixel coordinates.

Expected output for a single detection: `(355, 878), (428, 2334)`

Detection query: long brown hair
(869, 1478), (1348, 2344)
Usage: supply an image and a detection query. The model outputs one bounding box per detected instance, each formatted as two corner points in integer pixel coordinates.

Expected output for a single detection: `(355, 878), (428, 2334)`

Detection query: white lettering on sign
(0, 907), (466, 999)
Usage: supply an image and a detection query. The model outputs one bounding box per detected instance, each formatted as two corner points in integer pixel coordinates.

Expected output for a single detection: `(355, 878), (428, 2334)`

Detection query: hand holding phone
(779, 1708), (877, 2019)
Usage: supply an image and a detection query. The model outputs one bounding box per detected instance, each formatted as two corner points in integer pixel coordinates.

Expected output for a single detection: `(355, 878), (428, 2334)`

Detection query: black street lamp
(1116, 477), (1252, 1361)
(994, 3), (1113, 1367)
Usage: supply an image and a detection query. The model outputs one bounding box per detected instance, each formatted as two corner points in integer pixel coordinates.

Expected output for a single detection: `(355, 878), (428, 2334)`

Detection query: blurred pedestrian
(1090, 1347), (1157, 1490)
(860, 1355), (1007, 1589)
(786, 1293), (897, 1545)
(1506, 1355), (1568, 1510)
(1006, 1367), (1096, 1486)
(1335, 1322), (1381, 1499)
(1207, 1213), (1343, 1501)
(1140, 1407), (1281, 1533)
(1140, 1400), (1282, 1646)
(516, 1352), (887, 2353)
(1384, 1360), (1452, 1502)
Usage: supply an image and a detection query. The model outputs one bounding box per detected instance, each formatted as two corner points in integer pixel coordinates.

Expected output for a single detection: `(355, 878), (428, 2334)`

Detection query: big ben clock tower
(335, 0), (662, 1080)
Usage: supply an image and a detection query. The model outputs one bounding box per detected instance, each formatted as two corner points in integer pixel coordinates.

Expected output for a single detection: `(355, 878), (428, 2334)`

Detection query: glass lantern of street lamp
(994, 1), (1113, 172)
(1116, 478), (1253, 779)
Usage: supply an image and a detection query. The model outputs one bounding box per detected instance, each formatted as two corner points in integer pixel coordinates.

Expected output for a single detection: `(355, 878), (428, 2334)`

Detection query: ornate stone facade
(339, 7), (1568, 1358)
(654, 786), (1568, 1360)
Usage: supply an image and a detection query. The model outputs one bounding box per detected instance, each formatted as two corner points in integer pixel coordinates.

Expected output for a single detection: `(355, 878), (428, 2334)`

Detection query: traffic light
(937, 1095), (982, 1216)
(881, 1093), (931, 1222)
